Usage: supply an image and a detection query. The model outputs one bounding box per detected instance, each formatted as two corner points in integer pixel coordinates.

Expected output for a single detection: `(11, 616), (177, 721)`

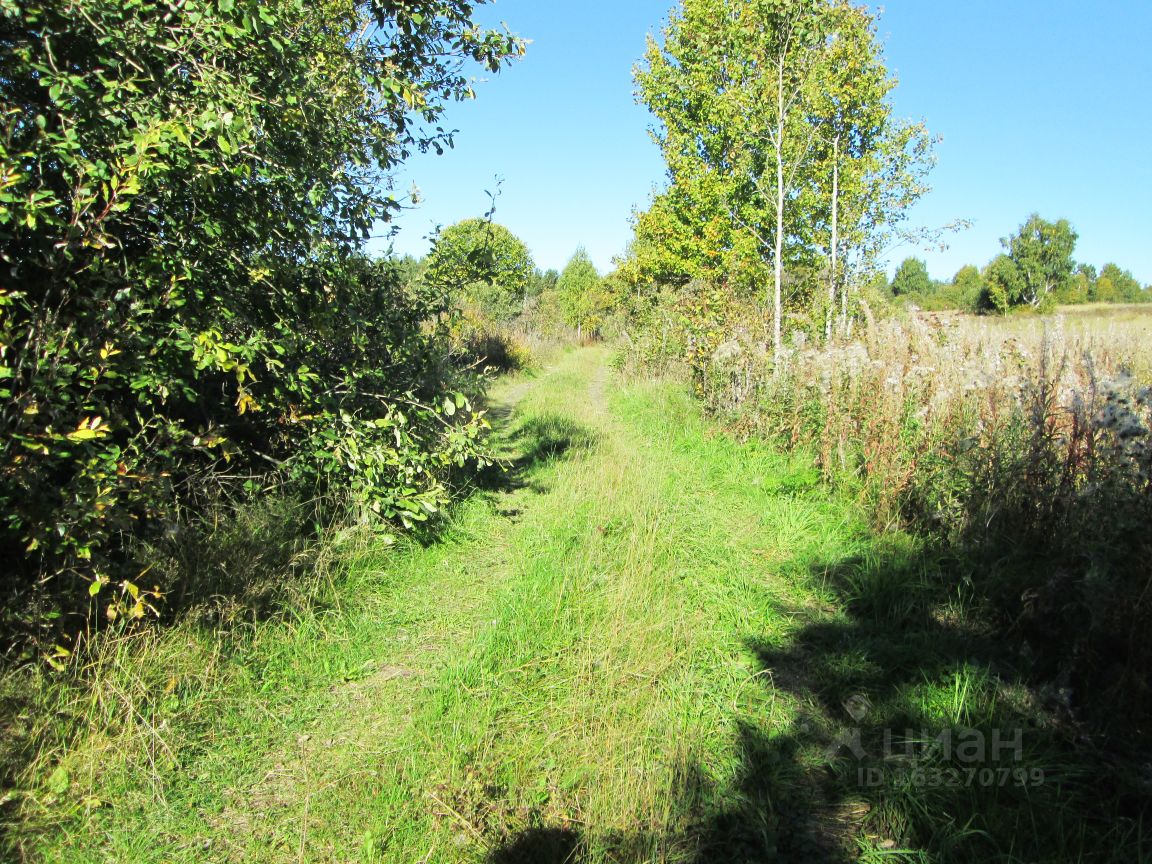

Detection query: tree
(0, 0), (523, 629)
(637, 0), (832, 361)
(890, 257), (933, 297)
(808, 3), (932, 338)
(626, 174), (760, 292)
(975, 215), (1078, 313)
(557, 248), (606, 337)
(527, 268), (560, 301)
(952, 265), (983, 305)
(424, 219), (535, 321)
(1055, 263), (1095, 304)
(979, 254), (1025, 314)
(1003, 214), (1077, 307)
(1098, 263), (1144, 303)
(634, 0), (931, 359)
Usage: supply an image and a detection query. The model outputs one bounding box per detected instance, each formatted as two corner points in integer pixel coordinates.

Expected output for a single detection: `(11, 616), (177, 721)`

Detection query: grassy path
(241, 344), (863, 863)
(21, 347), (1110, 863)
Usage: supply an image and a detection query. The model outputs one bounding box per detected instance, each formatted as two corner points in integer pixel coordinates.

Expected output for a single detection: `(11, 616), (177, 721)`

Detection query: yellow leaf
(67, 417), (109, 441)
(236, 392), (259, 415)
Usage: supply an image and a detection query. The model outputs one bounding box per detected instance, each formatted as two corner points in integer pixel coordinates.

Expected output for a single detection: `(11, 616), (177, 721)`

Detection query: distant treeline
(885, 214), (1149, 313)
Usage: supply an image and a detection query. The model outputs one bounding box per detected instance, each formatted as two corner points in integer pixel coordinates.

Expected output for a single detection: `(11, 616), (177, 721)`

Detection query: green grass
(2, 347), (1146, 862)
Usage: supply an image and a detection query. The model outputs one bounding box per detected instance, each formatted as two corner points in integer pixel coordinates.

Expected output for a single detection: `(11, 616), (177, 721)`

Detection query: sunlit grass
(3, 347), (1146, 862)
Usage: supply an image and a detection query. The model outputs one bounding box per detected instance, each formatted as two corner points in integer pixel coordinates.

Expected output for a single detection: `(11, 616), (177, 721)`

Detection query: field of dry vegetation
(688, 304), (1152, 733)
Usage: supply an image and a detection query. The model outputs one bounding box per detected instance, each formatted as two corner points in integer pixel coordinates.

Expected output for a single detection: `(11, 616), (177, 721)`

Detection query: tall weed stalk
(675, 311), (1152, 727)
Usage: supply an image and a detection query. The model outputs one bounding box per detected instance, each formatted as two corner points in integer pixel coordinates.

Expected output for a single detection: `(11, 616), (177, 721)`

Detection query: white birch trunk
(773, 71), (786, 366)
(826, 133), (839, 342)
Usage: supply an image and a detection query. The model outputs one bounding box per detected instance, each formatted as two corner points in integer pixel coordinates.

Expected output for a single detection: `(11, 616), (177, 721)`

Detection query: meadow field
(5, 1), (1150, 861)
(4, 308), (1151, 861)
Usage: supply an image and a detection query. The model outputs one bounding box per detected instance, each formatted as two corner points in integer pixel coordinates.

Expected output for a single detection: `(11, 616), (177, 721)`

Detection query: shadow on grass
(474, 413), (599, 497)
(728, 552), (1152, 862)
(118, 409), (601, 632)
(484, 545), (1152, 864)
(156, 494), (328, 621)
(488, 827), (584, 864)
(0, 402), (600, 857)
(147, 411), (599, 624)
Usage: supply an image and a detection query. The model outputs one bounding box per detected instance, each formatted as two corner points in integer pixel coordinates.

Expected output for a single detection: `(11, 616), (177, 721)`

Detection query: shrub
(0, 0), (521, 650)
(449, 307), (534, 374)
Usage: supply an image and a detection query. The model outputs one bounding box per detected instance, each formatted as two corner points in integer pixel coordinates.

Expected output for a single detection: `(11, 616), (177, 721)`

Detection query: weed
(4, 347), (1150, 862)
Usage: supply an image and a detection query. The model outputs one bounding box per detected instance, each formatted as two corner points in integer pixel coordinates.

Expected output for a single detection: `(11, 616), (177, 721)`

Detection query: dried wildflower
(711, 339), (742, 365)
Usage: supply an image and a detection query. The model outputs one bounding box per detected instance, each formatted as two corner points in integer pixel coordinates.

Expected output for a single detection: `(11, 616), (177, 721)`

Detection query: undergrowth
(3, 348), (1149, 862)
(673, 309), (1152, 733)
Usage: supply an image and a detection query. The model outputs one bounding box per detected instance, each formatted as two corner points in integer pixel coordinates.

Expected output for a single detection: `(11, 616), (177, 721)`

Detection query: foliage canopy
(0, 0), (523, 641)
(424, 219), (535, 321)
(977, 214), (1077, 312)
(630, 0), (933, 355)
(890, 257), (933, 297)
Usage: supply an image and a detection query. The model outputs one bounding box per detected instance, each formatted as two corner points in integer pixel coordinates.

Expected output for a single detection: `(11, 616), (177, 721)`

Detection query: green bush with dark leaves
(0, 0), (522, 648)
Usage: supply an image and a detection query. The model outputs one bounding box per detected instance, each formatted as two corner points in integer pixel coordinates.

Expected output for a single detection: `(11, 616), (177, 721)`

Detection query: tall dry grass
(698, 308), (1152, 728)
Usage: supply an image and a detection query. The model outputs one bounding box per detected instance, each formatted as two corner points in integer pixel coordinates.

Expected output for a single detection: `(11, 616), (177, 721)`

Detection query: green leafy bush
(424, 219), (536, 323)
(0, 0), (521, 647)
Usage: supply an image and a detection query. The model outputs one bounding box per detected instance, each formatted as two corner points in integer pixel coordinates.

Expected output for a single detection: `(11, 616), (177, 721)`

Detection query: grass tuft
(3, 346), (1149, 862)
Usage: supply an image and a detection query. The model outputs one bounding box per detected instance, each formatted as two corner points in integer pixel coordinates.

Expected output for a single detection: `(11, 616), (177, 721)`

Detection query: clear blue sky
(377, 1), (1152, 285)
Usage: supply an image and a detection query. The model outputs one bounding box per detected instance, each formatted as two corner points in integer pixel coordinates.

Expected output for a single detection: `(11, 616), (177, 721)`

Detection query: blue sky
(378, 1), (1152, 285)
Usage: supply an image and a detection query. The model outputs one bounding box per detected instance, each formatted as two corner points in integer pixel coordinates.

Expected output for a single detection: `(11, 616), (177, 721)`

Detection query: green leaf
(46, 766), (70, 795)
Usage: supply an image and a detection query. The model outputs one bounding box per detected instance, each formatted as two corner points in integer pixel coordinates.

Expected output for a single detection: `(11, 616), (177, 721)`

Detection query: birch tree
(637, 0), (831, 361)
(808, 3), (890, 340)
(634, 0), (934, 354)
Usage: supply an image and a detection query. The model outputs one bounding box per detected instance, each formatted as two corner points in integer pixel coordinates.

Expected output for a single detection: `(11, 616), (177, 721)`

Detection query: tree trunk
(826, 133), (839, 343)
(774, 153), (785, 365)
(773, 74), (785, 366)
